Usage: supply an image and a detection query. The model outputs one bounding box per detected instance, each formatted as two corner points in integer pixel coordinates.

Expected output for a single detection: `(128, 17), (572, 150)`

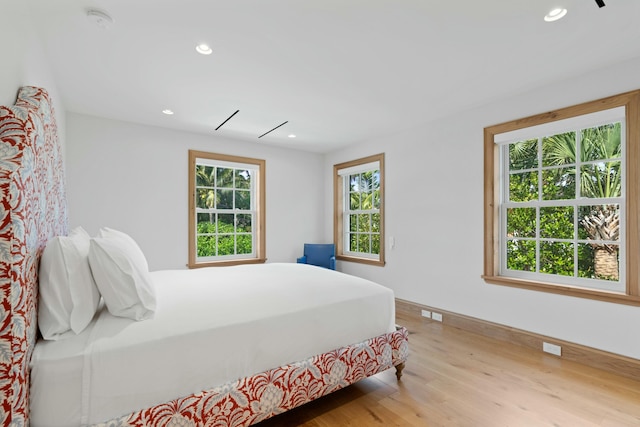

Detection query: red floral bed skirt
(95, 326), (409, 427)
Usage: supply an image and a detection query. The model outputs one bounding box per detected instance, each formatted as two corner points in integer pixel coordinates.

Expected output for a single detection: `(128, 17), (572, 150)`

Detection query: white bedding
(30, 263), (396, 427)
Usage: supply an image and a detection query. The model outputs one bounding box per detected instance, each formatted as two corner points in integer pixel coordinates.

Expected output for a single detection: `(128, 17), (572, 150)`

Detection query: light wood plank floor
(256, 310), (640, 426)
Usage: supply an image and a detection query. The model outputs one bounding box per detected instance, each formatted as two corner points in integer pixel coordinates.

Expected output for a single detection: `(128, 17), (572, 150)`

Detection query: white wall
(7, 0), (640, 360)
(66, 113), (325, 271)
(324, 56), (640, 360)
(0, 1), (65, 141)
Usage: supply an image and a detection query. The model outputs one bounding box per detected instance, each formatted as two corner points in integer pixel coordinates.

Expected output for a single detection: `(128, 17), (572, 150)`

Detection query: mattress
(30, 263), (396, 426)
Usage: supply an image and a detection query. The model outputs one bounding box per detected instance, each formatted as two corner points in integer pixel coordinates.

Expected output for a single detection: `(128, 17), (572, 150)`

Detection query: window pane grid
(343, 170), (381, 258)
(334, 154), (384, 265)
(500, 121), (625, 291)
(194, 162), (256, 261)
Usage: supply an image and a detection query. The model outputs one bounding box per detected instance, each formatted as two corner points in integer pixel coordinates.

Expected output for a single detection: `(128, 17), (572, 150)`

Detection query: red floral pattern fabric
(94, 327), (409, 427)
(0, 87), (68, 426)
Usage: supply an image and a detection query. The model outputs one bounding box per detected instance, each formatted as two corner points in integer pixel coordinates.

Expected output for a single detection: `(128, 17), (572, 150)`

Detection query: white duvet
(30, 263), (395, 427)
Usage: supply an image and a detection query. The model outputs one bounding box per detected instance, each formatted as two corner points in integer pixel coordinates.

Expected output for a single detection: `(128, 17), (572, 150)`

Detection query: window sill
(188, 258), (267, 269)
(336, 255), (385, 267)
(482, 274), (640, 306)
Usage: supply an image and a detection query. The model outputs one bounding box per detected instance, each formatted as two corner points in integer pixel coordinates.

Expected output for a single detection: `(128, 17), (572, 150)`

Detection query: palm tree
(196, 165), (216, 223)
(543, 123), (622, 280)
(348, 171), (381, 254)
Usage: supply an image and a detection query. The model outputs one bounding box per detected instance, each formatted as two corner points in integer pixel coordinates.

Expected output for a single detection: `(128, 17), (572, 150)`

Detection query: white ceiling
(24, 0), (640, 153)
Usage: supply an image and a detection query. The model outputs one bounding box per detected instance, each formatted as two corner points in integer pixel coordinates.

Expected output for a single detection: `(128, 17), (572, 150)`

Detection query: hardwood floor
(256, 310), (640, 426)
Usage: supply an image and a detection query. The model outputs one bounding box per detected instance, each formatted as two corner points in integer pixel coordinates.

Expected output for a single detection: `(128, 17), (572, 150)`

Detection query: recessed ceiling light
(162, 109), (174, 115)
(288, 134), (296, 138)
(544, 7), (567, 22)
(195, 43), (212, 55)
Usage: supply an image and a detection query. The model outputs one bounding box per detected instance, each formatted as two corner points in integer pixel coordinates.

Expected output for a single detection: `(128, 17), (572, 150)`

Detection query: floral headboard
(0, 87), (68, 425)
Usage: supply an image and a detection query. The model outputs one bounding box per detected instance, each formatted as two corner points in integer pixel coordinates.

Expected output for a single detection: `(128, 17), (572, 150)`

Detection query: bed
(0, 86), (409, 427)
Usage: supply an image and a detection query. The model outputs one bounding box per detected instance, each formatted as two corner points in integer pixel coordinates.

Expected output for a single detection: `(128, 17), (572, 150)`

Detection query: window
(334, 153), (385, 266)
(188, 150), (265, 268)
(484, 90), (640, 305)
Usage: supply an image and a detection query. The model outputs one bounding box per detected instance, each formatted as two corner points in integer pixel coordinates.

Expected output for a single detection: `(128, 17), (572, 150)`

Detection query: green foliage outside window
(505, 123), (622, 281)
(348, 170), (381, 255)
(196, 220), (252, 257)
(195, 164), (253, 258)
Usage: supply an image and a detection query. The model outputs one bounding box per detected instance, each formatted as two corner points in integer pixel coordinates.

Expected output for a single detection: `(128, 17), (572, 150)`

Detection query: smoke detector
(86, 9), (114, 29)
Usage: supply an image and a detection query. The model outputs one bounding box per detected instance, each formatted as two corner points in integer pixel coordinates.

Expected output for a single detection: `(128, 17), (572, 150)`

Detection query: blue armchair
(297, 243), (336, 270)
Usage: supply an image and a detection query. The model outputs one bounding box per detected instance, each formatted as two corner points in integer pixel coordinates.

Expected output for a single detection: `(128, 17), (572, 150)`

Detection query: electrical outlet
(543, 342), (562, 356)
(431, 312), (443, 322)
(421, 309), (431, 318)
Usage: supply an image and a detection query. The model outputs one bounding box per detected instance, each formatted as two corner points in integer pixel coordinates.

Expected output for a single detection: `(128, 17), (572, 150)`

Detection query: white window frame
(496, 107), (626, 292)
(334, 153), (385, 266)
(188, 150), (265, 268)
(483, 90), (640, 306)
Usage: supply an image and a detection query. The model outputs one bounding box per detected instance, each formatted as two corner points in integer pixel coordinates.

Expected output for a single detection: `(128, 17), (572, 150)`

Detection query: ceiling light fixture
(215, 110), (239, 130)
(288, 134), (296, 138)
(86, 9), (114, 29)
(162, 109), (174, 115)
(258, 121), (288, 138)
(544, 7), (567, 22)
(195, 43), (213, 55)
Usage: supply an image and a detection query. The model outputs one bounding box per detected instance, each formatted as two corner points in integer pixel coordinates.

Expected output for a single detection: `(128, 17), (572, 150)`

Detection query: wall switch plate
(421, 309), (431, 318)
(543, 342), (562, 356)
(432, 312), (443, 322)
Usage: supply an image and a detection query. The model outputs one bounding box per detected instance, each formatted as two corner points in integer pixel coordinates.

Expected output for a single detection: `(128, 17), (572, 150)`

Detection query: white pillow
(88, 234), (156, 321)
(98, 227), (149, 271)
(38, 226), (101, 340)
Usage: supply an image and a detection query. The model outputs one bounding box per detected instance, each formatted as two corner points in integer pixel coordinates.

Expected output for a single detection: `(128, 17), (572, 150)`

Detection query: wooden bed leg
(395, 362), (405, 380)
